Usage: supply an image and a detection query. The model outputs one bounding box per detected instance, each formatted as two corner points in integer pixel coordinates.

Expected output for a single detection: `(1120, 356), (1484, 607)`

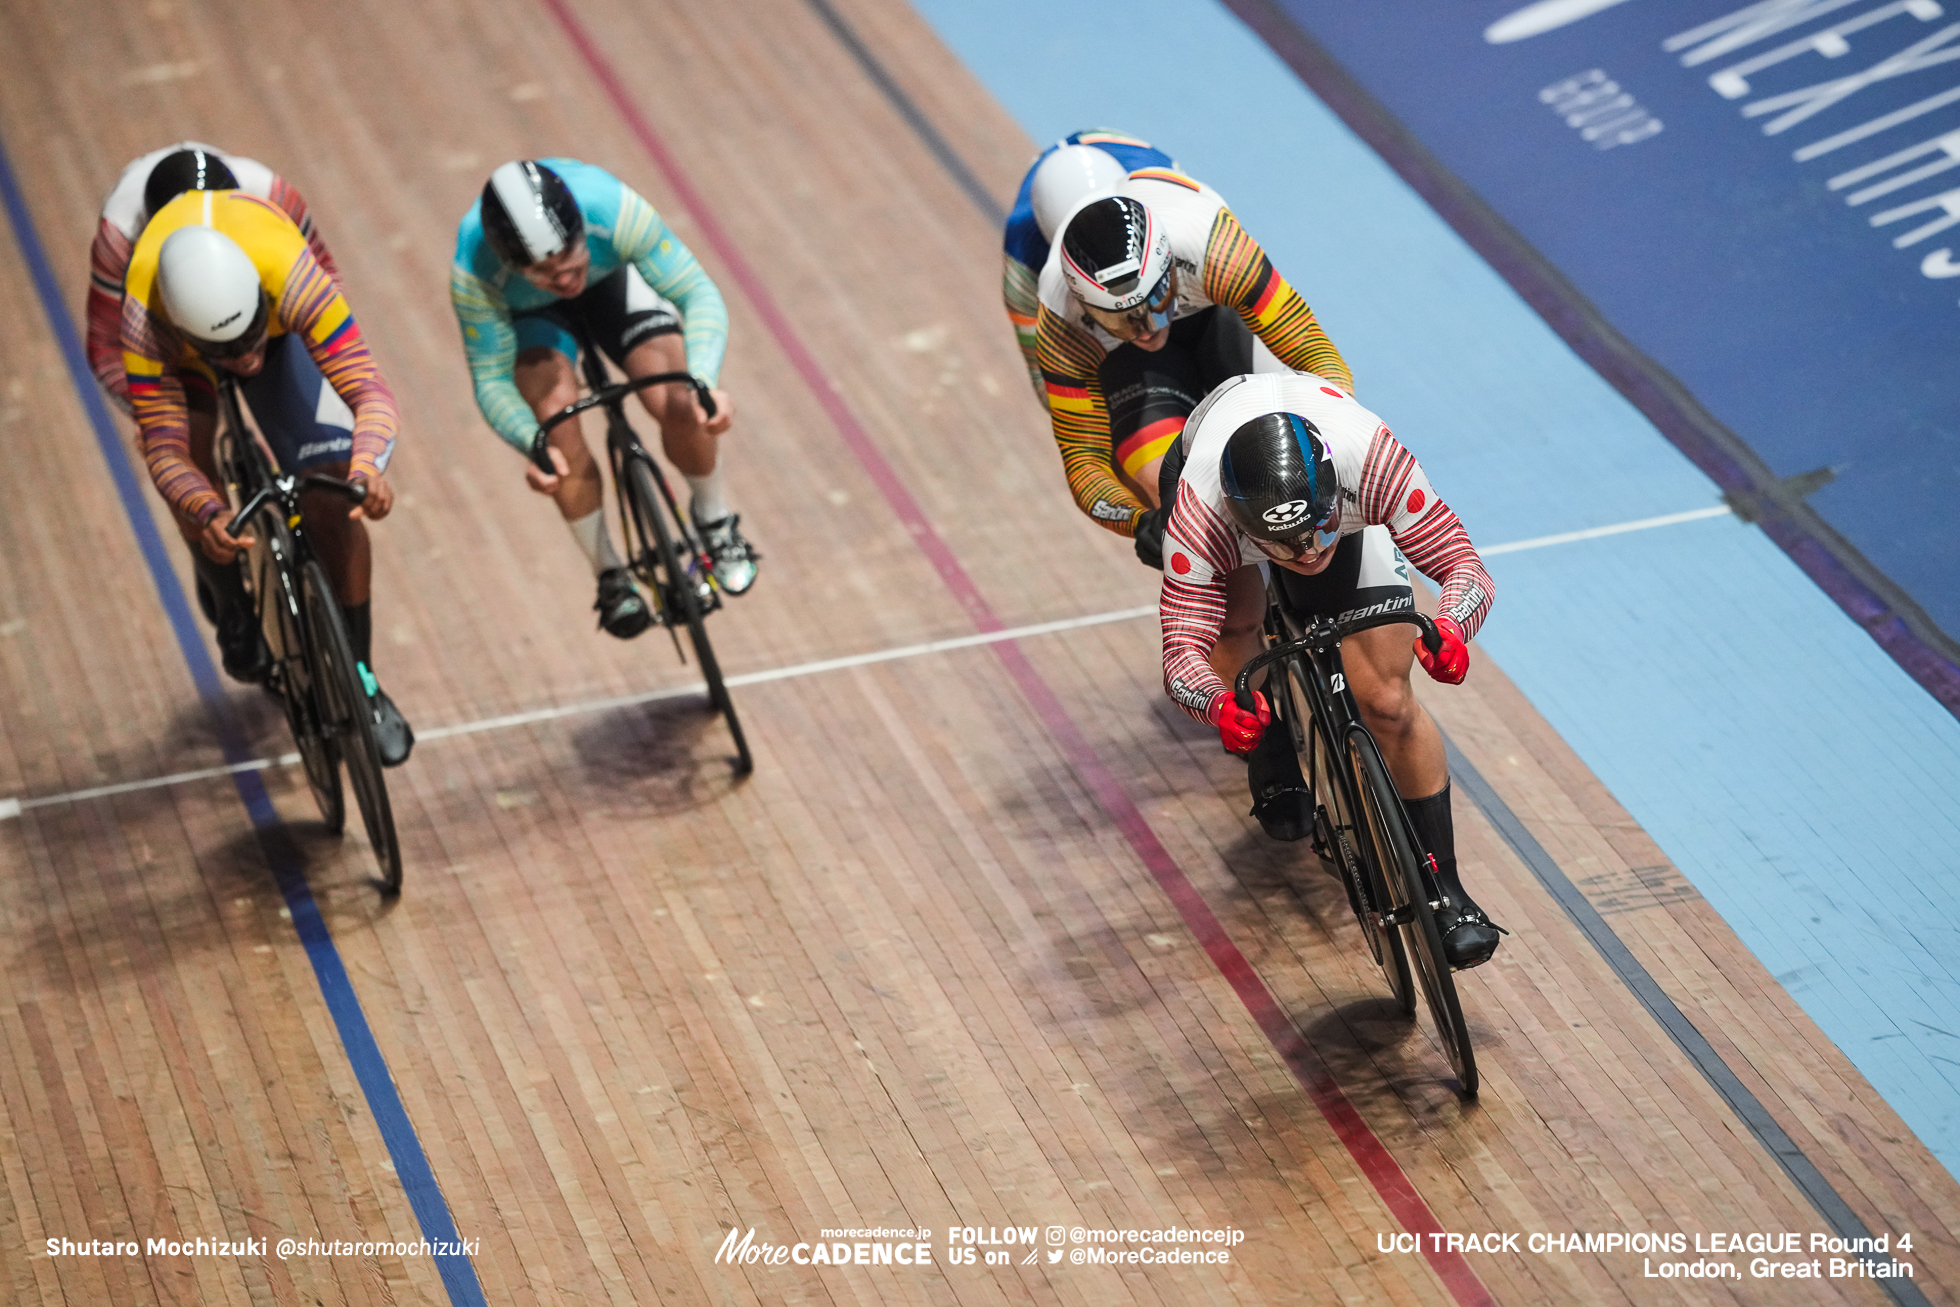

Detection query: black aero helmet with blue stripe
(1219, 410), (1339, 546)
(480, 160), (583, 268)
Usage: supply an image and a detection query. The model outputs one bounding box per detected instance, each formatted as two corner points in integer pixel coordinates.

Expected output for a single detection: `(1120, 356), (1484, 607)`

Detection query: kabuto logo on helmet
(1263, 499), (1310, 527)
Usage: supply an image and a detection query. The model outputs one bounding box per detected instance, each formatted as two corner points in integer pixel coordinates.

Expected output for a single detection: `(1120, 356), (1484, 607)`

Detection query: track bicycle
(531, 347), (753, 777)
(1234, 592), (1477, 1095)
(216, 379), (403, 892)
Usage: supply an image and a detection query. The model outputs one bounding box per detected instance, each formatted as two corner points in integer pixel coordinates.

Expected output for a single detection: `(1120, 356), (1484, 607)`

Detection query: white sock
(685, 466), (730, 525)
(567, 509), (623, 575)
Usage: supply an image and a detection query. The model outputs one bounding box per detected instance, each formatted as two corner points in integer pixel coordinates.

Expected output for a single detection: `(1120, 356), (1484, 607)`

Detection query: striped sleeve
(1158, 481), (1246, 723)
(278, 249), (399, 484)
(265, 174), (340, 283)
(87, 218), (135, 413)
(122, 297), (227, 523)
(1034, 300), (1145, 536)
(612, 186), (729, 386)
(1001, 253), (1044, 401)
(449, 260), (534, 453)
(1358, 427), (1494, 639)
(1202, 208), (1353, 393)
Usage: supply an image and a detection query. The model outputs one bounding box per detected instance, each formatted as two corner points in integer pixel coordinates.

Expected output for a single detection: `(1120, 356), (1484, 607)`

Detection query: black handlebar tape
(694, 383), (717, 420)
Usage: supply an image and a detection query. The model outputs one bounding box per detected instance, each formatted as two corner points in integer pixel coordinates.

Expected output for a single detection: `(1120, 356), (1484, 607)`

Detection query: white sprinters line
(1482, 505), (1731, 555)
(0, 504), (1727, 821)
(1, 604), (1160, 815)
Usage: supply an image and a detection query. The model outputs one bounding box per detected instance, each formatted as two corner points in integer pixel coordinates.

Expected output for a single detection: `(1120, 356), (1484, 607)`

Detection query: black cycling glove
(1132, 507), (1166, 571)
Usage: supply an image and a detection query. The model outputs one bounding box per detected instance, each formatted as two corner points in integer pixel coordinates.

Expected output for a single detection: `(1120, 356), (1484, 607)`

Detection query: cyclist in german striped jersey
(1035, 168), (1352, 675)
(87, 143), (337, 416)
(1159, 372), (1502, 969)
(1000, 131), (1173, 399)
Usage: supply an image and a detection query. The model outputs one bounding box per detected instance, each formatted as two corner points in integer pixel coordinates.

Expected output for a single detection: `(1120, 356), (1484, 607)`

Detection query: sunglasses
(1085, 267), (1177, 341)
(1252, 518), (1342, 564)
(189, 293), (270, 362)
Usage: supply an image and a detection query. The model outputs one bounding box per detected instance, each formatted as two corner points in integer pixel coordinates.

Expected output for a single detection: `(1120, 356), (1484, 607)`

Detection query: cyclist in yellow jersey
(121, 188), (413, 763)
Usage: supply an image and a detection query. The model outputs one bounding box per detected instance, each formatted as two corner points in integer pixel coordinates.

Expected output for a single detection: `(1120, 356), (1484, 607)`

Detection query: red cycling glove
(1415, 616), (1469, 684)
(1214, 690), (1271, 754)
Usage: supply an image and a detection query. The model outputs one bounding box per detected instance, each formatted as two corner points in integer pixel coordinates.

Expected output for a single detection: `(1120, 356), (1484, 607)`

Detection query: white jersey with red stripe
(1159, 372), (1495, 723)
(1035, 169), (1227, 352)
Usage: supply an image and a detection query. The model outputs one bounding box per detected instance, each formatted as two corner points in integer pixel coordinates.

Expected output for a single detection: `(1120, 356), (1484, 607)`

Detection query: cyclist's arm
(1002, 253), (1045, 401)
(613, 189), (729, 387)
(278, 249), (399, 483)
(87, 218), (135, 414)
(1158, 484), (1245, 723)
(1034, 301), (1146, 537)
(1201, 208), (1354, 394)
(1363, 428), (1495, 638)
(122, 303), (228, 523)
(264, 174), (341, 284)
(449, 261), (537, 453)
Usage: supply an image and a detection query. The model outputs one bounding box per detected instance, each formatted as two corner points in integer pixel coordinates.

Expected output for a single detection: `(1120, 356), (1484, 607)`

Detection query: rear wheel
(1349, 731), (1476, 1095)
(624, 456), (754, 776)
(300, 560), (401, 892)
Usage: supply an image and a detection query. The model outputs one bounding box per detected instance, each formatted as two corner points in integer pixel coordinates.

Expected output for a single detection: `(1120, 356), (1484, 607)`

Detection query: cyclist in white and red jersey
(86, 143), (336, 414)
(1159, 371), (1502, 969)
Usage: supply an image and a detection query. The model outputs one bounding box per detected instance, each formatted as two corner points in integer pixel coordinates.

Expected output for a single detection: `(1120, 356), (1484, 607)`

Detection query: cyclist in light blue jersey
(451, 158), (757, 638)
(1001, 130), (1174, 400)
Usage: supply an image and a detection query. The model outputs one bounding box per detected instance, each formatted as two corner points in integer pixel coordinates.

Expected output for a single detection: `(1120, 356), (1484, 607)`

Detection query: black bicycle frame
(1237, 605), (1449, 918)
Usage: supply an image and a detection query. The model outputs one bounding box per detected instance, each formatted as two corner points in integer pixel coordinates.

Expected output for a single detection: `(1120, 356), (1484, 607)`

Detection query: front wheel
(625, 457), (754, 776)
(1349, 730), (1476, 1096)
(300, 560), (402, 892)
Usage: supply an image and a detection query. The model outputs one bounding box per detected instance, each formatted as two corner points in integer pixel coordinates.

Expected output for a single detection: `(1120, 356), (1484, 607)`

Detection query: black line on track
(806, 0), (1938, 1292)
(800, 0), (1007, 227)
(1445, 737), (1928, 1307)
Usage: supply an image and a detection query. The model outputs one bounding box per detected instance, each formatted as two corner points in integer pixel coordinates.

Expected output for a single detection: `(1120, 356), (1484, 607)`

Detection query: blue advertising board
(1228, 0), (1960, 712)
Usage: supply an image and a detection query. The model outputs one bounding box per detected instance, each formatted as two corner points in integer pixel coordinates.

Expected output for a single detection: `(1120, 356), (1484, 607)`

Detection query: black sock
(190, 546), (247, 621)
(1403, 782), (1463, 897)
(345, 600), (372, 668)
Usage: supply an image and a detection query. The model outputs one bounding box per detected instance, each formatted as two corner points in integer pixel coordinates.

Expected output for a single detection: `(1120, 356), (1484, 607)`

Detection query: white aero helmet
(157, 224), (264, 344)
(1030, 144), (1127, 244)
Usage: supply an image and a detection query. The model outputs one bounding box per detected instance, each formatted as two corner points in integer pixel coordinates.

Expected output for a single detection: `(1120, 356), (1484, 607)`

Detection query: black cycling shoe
(368, 685), (414, 767)
(215, 603), (272, 684)
(595, 567), (652, 639)
(1434, 890), (1506, 970)
(1246, 725), (1313, 841)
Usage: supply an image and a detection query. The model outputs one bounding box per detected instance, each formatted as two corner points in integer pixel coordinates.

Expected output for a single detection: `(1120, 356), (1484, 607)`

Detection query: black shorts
(510, 263), (682, 368)
(1097, 307), (1255, 485)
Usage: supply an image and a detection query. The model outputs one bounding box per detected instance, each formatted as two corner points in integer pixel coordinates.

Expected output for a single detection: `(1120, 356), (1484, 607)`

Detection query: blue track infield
(906, 0), (1960, 1177)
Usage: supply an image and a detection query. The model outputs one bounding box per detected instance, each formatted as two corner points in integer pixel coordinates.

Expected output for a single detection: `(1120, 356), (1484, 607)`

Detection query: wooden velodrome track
(0, 0), (1956, 1301)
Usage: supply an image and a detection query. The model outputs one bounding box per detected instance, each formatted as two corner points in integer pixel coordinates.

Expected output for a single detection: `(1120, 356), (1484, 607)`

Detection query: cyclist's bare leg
(1341, 623), (1447, 798)
(516, 345), (602, 521)
(1211, 565), (1267, 688)
(622, 332), (725, 478)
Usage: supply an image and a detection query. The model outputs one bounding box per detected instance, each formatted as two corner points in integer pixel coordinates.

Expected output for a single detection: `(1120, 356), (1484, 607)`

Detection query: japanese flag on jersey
(1383, 438), (1442, 534)
(1160, 529), (1217, 587)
